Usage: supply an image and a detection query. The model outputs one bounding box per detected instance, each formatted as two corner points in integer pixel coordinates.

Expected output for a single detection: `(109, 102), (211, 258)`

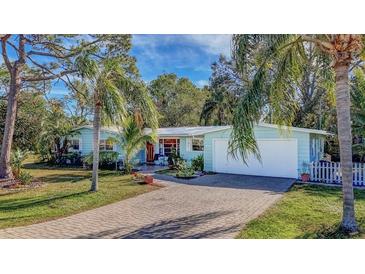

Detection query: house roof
(75, 123), (330, 136)
(151, 126), (232, 136)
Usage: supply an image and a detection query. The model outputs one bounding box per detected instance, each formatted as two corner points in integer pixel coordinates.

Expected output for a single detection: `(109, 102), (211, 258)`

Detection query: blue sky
(1, 35), (232, 98)
(131, 34), (232, 87)
(50, 34), (232, 98)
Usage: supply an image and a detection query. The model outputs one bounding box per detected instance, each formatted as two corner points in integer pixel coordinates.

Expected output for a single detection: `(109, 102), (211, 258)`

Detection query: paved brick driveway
(0, 174), (294, 239)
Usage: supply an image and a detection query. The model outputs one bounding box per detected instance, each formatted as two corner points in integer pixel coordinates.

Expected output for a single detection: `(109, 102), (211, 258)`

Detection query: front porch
(146, 138), (180, 165)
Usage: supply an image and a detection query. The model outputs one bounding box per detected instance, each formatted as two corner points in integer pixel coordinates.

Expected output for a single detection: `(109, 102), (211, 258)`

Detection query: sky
(48, 34), (232, 98)
(0, 35), (232, 98)
(131, 34), (232, 87)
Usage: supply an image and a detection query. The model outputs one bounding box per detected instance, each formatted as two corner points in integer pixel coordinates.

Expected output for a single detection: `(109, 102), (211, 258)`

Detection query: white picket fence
(309, 161), (365, 186)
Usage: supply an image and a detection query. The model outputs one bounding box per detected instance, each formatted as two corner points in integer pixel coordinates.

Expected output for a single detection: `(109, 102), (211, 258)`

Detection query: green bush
(191, 154), (204, 171)
(176, 160), (195, 178)
(167, 148), (183, 168)
(83, 151), (119, 170)
(11, 148), (29, 178)
(18, 170), (33, 185)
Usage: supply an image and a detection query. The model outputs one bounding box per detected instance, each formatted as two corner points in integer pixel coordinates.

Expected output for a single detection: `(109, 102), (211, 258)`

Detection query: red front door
(146, 142), (154, 162)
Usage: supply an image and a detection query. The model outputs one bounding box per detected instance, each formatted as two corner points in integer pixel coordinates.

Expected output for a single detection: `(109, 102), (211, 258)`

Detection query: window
(158, 138), (180, 156)
(69, 139), (80, 150)
(192, 137), (204, 151)
(100, 139), (113, 151)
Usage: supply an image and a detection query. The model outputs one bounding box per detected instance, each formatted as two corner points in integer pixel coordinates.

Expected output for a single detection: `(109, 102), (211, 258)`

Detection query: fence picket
(308, 161), (365, 186)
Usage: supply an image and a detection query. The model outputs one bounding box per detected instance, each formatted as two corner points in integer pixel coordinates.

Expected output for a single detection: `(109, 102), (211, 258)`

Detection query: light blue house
(69, 123), (329, 178)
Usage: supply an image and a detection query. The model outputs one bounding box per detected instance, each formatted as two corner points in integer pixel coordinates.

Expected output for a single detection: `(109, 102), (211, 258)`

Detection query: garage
(212, 138), (298, 178)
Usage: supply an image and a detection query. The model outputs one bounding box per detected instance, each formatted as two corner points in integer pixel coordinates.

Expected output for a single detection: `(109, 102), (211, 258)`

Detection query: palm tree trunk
(334, 62), (358, 233)
(91, 97), (101, 192)
(0, 70), (20, 179)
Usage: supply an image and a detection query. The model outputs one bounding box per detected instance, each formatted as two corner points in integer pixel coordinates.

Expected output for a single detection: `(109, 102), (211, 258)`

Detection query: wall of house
(309, 133), (325, 162)
(179, 136), (204, 162)
(75, 128), (145, 163)
(203, 126), (312, 174)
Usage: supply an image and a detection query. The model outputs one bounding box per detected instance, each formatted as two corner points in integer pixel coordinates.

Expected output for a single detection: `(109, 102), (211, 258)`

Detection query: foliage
(83, 151), (119, 169)
(108, 116), (156, 174)
(10, 148), (29, 178)
(191, 154), (204, 171)
(201, 55), (240, 125)
(176, 160), (195, 178)
(300, 162), (310, 175)
(148, 73), (208, 127)
(167, 148), (183, 168)
(0, 35), (138, 178)
(351, 68), (365, 160)
(0, 91), (47, 151)
(37, 100), (79, 162)
(18, 170), (33, 185)
(231, 34), (363, 232)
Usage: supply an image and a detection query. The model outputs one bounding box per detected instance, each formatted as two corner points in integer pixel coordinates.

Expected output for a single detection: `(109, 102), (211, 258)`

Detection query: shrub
(11, 148), (29, 178)
(18, 170), (33, 185)
(176, 160), (195, 178)
(83, 151), (119, 170)
(168, 148), (183, 168)
(191, 154), (204, 171)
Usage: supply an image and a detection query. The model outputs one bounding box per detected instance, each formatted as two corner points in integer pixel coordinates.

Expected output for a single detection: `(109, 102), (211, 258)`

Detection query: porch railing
(309, 161), (365, 186)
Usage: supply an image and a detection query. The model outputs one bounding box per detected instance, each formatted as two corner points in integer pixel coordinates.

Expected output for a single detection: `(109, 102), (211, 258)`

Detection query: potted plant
(300, 163), (310, 182)
(144, 175), (154, 184)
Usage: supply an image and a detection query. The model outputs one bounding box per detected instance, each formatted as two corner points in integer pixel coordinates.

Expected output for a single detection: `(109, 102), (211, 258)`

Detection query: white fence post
(309, 161), (365, 186)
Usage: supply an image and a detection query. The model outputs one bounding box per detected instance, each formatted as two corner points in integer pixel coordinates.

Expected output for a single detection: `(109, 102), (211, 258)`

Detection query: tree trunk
(0, 70), (20, 179)
(91, 97), (101, 192)
(334, 62), (358, 233)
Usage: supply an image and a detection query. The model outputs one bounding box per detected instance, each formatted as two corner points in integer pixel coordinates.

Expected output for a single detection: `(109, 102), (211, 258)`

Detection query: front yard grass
(0, 163), (159, 229)
(237, 184), (365, 239)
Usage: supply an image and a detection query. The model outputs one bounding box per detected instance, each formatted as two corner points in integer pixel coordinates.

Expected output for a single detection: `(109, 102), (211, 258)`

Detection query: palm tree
(200, 88), (236, 125)
(76, 56), (158, 192)
(201, 55), (239, 126)
(109, 116), (156, 174)
(231, 34), (363, 233)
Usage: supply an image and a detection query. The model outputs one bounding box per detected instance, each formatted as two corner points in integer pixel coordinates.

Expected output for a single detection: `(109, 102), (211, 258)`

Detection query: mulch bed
(0, 178), (44, 191)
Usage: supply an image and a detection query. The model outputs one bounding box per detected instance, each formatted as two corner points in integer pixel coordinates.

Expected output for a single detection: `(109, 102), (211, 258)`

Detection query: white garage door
(213, 139), (298, 178)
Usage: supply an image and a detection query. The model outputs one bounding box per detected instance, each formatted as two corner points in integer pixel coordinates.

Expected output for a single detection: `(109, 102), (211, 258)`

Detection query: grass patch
(237, 184), (365, 239)
(0, 162), (159, 229)
(155, 168), (177, 176)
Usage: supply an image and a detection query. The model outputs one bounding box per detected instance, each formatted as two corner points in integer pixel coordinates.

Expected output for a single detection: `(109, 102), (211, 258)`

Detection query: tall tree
(149, 73), (208, 127)
(231, 34), (363, 233)
(76, 55), (158, 191)
(201, 55), (240, 125)
(0, 34), (128, 179)
(0, 91), (47, 151)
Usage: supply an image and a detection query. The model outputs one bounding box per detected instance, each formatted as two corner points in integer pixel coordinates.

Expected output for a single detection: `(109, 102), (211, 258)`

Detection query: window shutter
(186, 138), (192, 152)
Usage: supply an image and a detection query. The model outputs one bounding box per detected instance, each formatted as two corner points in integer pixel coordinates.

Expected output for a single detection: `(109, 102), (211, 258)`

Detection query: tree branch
(1, 35), (13, 71)
(300, 35), (334, 52)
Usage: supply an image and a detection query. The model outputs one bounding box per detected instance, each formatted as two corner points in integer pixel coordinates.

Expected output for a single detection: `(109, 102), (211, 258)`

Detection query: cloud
(196, 80), (209, 87)
(133, 34), (232, 57)
(183, 34), (232, 57)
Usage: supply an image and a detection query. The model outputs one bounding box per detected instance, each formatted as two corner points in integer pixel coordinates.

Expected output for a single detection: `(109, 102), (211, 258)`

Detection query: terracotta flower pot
(301, 173), (310, 182)
(144, 175), (154, 184)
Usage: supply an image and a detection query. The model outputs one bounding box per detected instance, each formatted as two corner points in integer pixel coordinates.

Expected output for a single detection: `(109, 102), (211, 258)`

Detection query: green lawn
(0, 163), (159, 229)
(237, 184), (365, 239)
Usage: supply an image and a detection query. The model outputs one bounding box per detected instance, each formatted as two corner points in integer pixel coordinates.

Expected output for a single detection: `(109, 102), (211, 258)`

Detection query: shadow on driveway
(153, 173), (294, 193)
(77, 210), (241, 239)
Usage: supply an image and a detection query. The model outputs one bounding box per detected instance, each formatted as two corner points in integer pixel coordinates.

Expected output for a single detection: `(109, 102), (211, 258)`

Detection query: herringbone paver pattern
(0, 174), (293, 239)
